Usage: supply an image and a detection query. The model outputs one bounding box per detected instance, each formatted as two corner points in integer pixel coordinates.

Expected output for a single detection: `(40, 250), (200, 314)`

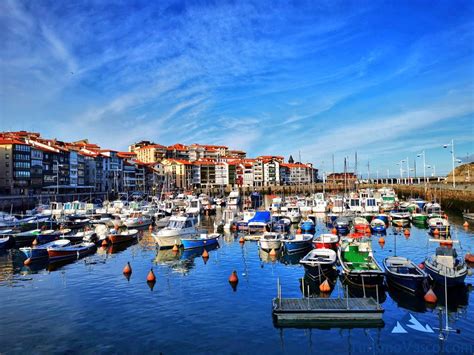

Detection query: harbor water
(0, 212), (473, 354)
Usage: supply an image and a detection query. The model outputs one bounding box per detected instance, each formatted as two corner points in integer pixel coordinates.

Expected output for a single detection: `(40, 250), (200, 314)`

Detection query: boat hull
(259, 240), (282, 251)
(181, 237), (219, 250)
(424, 262), (467, 287)
(303, 263), (337, 282)
(283, 240), (312, 254)
(48, 244), (96, 262)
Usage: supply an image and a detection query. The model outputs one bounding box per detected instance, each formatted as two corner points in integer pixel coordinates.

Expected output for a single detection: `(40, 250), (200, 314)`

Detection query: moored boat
(124, 213), (152, 229)
(353, 217), (369, 233)
(108, 229), (139, 244)
(390, 212), (411, 227)
(152, 215), (198, 248)
(370, 219), (386, 233)
(313, 233), (339, 251)
(300, 248), (337, 282)
(35, 229), (72, 245)
(11, 229), (42, 247)
(47, 242), (97, 262)
(334, 216), (351, 235)
(20, 239), (71, 262)
(338, 237), (385, 288)
(0, 236), (11, 249)
(181, 233), (220, 250)
(282, 234), (313, 254)
(428, 218), (450, 237)
(299, 219), (315, 234)
(258, 232), (283, 251)
(383, 256), (429, 294)
(248, 211), (271, 234)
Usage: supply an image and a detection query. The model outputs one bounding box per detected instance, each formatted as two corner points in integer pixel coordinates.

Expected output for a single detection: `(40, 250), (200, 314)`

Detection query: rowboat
(299, 219), (315, 234)
(20, 239), (71, 262)
(65, 230), (97, 244)
(370, 219), (386, 233)
(34, 229), (72, 245)
(383, 256), (429, 294)
(11, 229), (42, 247)
(281, 234), (313, 254)
(300, 248), (337, 282)
(47, 242), (97, 262)
(108, 229), (139, 244)
(180, 233), (220, 250)
(334, 217), (351, 235)
(428, 218), (450, 237)
(390, 212), (411, 227)
(124, 213), (152, 229)
(353, 217), (369, 233)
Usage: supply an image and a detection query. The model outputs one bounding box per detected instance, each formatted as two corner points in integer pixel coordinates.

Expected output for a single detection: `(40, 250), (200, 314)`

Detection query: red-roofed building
(135, 144), (166, 163)
(161, 158), (193, 189)
(166, 144), (189, 161)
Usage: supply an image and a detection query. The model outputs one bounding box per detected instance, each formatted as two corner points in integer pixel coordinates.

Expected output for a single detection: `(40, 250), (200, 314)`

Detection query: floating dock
(272, 297), (384, 327)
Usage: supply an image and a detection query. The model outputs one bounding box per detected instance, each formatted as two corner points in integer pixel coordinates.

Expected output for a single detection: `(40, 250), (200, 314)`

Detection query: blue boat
(20, 239), (71, 262)
(299, 219), (315, 234)
(370, 219), (386, 233)
(271, 214), (291, 233)
(334, 217), (351, 235)
(181, 233), (220, 250)
(374, 214), (389, 225)
(35, 229), (72, 245)
(282, 234), (313, 254)
(424, 242), (468, 287)
(248, 211), (271, 234)
(383, 256), (429, 294)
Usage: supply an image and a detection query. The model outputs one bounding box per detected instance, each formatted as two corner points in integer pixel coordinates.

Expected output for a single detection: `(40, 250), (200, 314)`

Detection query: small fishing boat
(383, 256), (429, 293)
(271, 214), (291, 233)
(108, 229), (139, 244)
(124, 213), (152, 229)
(258, 232), (283, 251)
(47, 242), (97, 262)
(20, 239), (71, 262)
(353, 217), (369, 233)
(235, 210), (256, 231)
(66, 230), (97, 244)
(281, 234), (313, 254)
(334, 216), (351, 235)
(428, 218), (450, 236)
(374, 213), (389, 225)
(338, 237), (385, 287)
(63, 217), (91, 229)
(35, 229), (72, 245)
(248, 211), (271, 234)
(424, 202), (443, 219)
(284, 205), (302, 224)
(423, 239), (468, 287)
(390, 212), (411, 227)
(11, 229), (42, 247)
(370, 219), (386, 233)
(299, 218), (315, 234)
(300, 248), (337, 282)
(313, 234), (339, 250)
(181, 233), (220, 250)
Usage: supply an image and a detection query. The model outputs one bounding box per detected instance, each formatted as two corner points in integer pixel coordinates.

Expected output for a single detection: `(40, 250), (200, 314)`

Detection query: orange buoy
(123, 262), (132, 275)
(319, 279), (331, 293)
(404, 229), (410, 237)
(433, 228), (439, 236)
(424, 288), (437, 304)
(269, 248), (277, 257)
(463, 221), (469, 228)
(202, 249), (209, 258)
(465, 253), (474, 263)
(24, 258), (32, 266)
(296, 228), (302, 234)
(418, 262), (425, 269)
(32, 239), (38, 246)
(228, 270), (239, 284)
(365, 227), (371, 234)
(147, 268), (156, 282)
(378, 237), (385, 245)
(101, 239), (108, 247)
(239, 236), (245, 244)
(331, 228), (337, 235)
(172, 244), (179, 252)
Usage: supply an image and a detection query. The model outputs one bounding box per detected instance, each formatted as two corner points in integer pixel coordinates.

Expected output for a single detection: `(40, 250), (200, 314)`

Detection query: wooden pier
(272, 297), (384, 327)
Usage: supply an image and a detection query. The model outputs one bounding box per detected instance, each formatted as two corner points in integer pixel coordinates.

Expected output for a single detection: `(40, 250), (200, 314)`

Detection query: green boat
(338, 237), (385, 287)
(410, 213), (428, 225)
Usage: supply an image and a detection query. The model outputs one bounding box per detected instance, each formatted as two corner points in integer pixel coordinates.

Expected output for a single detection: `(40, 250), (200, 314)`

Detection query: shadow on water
(386, 283), (428, 313)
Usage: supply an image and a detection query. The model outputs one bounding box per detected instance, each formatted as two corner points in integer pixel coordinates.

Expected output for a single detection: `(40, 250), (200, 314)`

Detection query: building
(327, 172), (357, 186)
(0, 138), (31, 195)
(134, 144), (166, 163)
(161, 159), (193, 190)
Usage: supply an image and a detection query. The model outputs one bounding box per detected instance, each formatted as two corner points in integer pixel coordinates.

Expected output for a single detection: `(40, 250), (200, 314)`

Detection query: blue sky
(1, 0), (473, 176)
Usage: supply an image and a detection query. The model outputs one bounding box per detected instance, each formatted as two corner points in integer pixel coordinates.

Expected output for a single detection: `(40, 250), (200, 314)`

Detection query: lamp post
(406, 157), (410, 181)
(417, 151), (426, 184)
(443, 139), (456, 188)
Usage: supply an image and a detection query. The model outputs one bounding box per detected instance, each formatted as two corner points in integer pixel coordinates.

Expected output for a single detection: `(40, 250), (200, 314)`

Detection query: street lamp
(443, 139), (456, 188)
(417, 151), (426, 184)
(427, 165), (436, 177)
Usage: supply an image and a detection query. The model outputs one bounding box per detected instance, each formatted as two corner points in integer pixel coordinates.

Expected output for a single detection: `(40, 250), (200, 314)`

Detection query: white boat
(215, 208), (239, 231)
(152, 215), (198, 248)
(312, 193), (327, 213)
(284, 205), (301, 224)
(331, 197), (344, 213)
(124, 213), (152, 229)
(258, 232), (283, 251)
(270, 197), (283, 212)
(186, 198), (202, 216)
(363, 197), (379, 213)
(227, 190), (240, 210)
(348, 195), (363, 213)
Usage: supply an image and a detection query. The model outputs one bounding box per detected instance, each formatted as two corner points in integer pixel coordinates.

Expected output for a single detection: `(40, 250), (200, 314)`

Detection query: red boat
(313, 234), (339, 250)
(353, 217), (370, 233)
(47, 242), (96, 262)
(107, 229), (138, 244)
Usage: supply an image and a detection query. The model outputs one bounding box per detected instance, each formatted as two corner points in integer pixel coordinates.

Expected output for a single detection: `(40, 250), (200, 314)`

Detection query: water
(0, 213), (473, 354)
